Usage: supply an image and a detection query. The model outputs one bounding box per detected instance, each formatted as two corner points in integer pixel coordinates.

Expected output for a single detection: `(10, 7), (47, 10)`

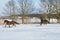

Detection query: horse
(40, 17), (49, 25)
(4, 20), (19, 28)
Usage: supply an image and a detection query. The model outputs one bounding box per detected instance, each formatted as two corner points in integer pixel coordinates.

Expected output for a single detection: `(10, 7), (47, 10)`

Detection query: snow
(0, 24), (60, 40)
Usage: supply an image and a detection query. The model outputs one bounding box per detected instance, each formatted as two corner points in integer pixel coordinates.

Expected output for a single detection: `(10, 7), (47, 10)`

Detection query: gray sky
(0, 0), (10, 16)
(0, 0), (49, 16)
(0, 0), (41, 16)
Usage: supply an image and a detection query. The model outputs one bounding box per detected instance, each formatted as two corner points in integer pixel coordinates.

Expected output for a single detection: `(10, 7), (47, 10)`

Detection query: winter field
(0, 24), (60, 40)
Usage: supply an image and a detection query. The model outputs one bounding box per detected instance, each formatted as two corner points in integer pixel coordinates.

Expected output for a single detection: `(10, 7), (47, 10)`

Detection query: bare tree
(39, 0), (49, 19)
(18, 0), (33, 24)
(49, 0), (60, 23)
(2, 0), (17, 21)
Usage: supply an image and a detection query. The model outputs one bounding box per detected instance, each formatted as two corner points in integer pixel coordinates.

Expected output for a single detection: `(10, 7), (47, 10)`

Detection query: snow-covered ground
(0, 24), (60, 40)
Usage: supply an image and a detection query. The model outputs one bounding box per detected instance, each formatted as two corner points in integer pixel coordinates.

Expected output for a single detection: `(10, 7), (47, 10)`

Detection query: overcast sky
(0, 0), (10, 16)
(0, 0), (48, 16)
(0, 0), (41, 16)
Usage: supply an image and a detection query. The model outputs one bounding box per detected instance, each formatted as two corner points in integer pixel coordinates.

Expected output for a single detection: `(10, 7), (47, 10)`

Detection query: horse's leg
(12, 23), (16, 27)
(9, 25), (10, 28)
(40, 20), (43, 26)
(40, 22), (42, 25)
(4, 24), (6, 27)
(4, 23), (6, 27)
(5, 25), (6, 27)
(14, 24), (16, 27)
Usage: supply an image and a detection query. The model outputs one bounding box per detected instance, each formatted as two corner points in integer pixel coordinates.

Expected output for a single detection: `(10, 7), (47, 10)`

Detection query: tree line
(2, 0), (60, 23)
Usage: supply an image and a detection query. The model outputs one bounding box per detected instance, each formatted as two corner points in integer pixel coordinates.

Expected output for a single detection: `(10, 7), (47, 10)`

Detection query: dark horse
(40, 17), (49, 25)
(4, 20), (19, 28)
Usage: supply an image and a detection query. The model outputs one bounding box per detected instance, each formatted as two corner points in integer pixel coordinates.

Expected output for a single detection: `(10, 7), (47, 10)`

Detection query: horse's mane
(4, 19), (12, 21)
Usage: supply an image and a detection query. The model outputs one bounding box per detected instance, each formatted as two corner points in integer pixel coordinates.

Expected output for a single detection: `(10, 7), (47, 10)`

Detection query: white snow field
(0, 24), (60, 40)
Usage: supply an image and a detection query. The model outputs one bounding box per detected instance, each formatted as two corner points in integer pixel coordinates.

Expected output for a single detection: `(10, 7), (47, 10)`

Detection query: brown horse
(40, 17), (49, 25)
(4, 20), (19, 28)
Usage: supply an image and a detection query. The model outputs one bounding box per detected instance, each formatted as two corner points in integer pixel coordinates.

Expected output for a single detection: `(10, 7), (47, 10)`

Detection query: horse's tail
(14, 22), (20, 24)
(16, 22), (20, 24)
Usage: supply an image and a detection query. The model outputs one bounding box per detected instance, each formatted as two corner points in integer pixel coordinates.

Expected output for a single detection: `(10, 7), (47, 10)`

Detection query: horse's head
(4, 20), (8, 22)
